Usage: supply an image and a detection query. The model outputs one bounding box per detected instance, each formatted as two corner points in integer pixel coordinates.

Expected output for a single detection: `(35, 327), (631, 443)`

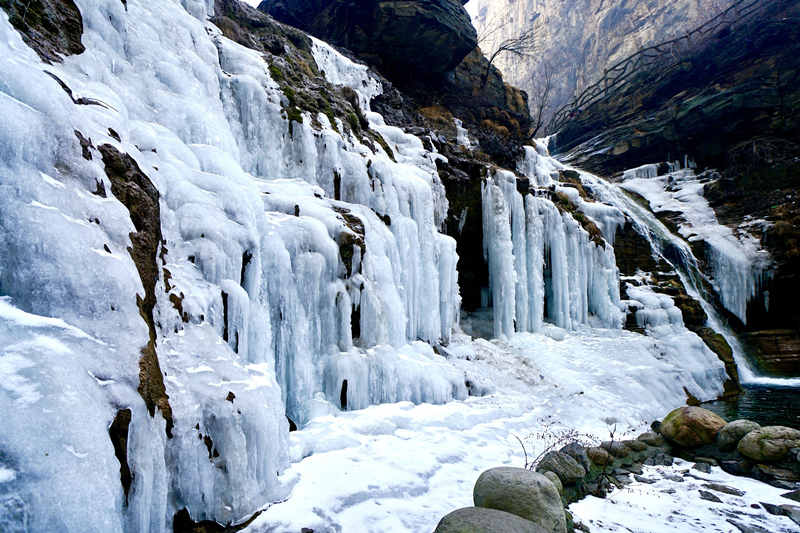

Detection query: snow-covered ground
(571, 458), (799, 533)
(246, 327), (726, 532)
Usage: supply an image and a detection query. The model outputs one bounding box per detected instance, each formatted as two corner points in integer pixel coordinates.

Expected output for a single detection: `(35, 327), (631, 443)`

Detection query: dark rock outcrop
(99, 144), (174, 438)
(258, 0), (477, 78)
(0, 0), (85, 63)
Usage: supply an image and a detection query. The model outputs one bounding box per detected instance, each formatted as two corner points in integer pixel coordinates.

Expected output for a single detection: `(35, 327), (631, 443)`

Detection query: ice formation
(620, 163), (771, 325)
(481, 150), (623, 338)
(0, 0), (460, 530)
(0, 1), (743, 532)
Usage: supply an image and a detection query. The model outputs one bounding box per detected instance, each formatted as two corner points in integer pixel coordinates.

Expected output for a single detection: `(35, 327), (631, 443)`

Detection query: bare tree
(476, 13), (510, 47)
(481, 15), (542, 88)
(528, 61), (553, 138)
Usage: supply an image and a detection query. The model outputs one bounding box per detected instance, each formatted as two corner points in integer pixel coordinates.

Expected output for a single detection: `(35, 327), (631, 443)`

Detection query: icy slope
(0, 0), (460, 530)
(247, 328), (727, 532)
(620, 163), (771, 325)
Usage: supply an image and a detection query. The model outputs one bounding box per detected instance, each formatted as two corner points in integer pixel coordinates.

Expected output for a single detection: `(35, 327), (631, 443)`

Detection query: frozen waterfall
(481, 163), (623, 338)
(0, 0), (460, 530)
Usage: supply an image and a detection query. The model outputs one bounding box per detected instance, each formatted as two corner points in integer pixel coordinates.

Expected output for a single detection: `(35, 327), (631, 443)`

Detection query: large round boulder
(737, 426), (800, 462)
(258, 0), (477, 77)
(536, 451), (586, 485)
(717, 420), (761, 452)
(434, 507), (548, 533)
(473, 467), (567, 533)
(660, 407), (726, 448)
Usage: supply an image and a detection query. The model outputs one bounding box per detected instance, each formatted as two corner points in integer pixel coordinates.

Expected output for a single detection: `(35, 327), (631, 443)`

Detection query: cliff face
(551, 0), (800, 377)
(466, 0), (734, 126)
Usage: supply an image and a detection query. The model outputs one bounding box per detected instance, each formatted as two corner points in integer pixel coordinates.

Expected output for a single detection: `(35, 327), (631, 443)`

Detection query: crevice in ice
(340, 379), (349, 410)
(108, 408), (133, 505)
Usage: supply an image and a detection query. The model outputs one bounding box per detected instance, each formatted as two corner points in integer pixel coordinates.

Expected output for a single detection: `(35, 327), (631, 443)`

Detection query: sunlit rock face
(466, 0), (733, 124)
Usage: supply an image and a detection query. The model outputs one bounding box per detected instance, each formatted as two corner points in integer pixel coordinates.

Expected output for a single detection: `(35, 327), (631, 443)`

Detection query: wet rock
(586, 447), (611, 466)
(782, 489), (800, 503)
(660, 407), (726, 448)
(600, 441), (630, 458)
(781, 505), (800, 526)
(536, 451), (586, 485)
(717, 420), (761, 452)
(560, 442), (591, 472)
(637, 432), (665, 447)
(698, 490), (723, 503)
(473, 467), (567, 533)
(434, 507), (548, 533)
(703, 483), (744, 497)
(737, 426), (800, 462)
(760, 502), (785, 516)
(720, 460), (753, 477)
(623, 439), (648, 453)
(692, 462), (711, 474)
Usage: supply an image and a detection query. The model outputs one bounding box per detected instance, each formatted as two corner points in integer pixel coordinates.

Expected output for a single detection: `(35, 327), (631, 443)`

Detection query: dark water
(703, 387), (800, 428)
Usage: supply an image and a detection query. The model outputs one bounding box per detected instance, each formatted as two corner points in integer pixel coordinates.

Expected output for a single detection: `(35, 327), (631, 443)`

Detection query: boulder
(473, 467), (567, 533)
(737, 426), (800, 462)
(536, 451), (586, 485)
(434, 507), (548, 533)
(560, 442), (591, 472)
(542, 471), (563, 497)
(660, 407), (726, 448)
(717, 420), (761, 452)
(623, 439), (648, 452)
(637, 432), (665, 446)
(586, 447), (611, 466)
(600, 441), (630, 458)
(258, 0), (477, 77)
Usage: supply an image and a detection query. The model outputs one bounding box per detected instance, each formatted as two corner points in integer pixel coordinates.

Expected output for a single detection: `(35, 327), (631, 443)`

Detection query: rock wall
(550, 0), (800, 377)
(466, 0), (734, 127)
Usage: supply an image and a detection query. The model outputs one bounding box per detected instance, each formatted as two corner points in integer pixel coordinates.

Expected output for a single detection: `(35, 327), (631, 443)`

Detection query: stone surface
(600, 441), (630, 458)
(0, 0), (85, 63)
(536, 451), (586, 485)
(259, 0), (477, 77)
(637, 432), (665, 447)
(542, 471), (562, 497)
(560, 442), (591, 473)
(586, 447), (611, 466)
(473, 467), (567, 533)
(703, 483), (744, 497)
(467, 0), (725, 129)
(738, 426), (800, 462)
(660, 407), (726, 448)
(699, 490), (723, 503)
(434, 507), (548, 533)
(623, 439), (648, 453)
(717, 420), (762, 452)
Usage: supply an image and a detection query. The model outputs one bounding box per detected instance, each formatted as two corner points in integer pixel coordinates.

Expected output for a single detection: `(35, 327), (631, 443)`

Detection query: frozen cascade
(481, 164), (623, 338)
(0, 0), (460, 530)
(576, 164), (800, 388)
(620, 163), (770, 325)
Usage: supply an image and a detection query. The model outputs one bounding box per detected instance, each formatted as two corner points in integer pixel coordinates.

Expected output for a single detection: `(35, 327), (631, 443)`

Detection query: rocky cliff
(551, 0), (800, 377)
(466, 0), (734, 127)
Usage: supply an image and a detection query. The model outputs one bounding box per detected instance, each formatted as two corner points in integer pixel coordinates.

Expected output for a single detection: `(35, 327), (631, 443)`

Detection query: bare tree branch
(482, 15), (541, 88)
(528, 61), (553, 138)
